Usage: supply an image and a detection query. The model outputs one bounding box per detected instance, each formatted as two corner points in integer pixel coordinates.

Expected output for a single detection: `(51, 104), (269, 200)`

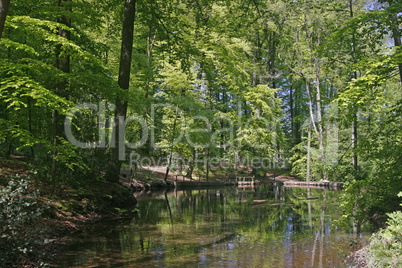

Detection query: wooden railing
(235, 176), (256, 185)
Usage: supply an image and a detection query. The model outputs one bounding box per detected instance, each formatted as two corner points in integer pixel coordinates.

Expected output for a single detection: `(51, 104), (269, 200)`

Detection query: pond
(55, 184), (366, 267)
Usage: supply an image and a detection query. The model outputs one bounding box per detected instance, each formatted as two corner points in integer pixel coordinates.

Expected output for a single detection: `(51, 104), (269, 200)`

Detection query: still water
(55, 185), (365, 267)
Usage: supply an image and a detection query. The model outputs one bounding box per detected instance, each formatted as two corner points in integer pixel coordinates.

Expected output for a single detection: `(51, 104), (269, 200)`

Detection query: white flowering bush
(0, 175), (48, 266)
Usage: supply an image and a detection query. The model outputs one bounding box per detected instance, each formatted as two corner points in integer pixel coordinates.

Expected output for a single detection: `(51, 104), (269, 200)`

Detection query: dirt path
(125, 166), (302, 183)
(143, 166), (192, 181)
(264, 173), (300, 183)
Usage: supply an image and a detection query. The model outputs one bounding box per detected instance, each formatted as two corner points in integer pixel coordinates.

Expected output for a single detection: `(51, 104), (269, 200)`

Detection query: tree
(107, 0), (137, 181)
(1, 0), (119, 185)
(279, 0), (332, 179)
(0, 0), (10, 39)
(337, 46), (402, 227)
(52, 0), (71, 194)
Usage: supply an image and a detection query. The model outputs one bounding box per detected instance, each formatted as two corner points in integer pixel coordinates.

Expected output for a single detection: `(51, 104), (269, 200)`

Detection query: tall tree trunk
(267, 33), (280, 159)
(0, 0), (10, 40)
(164, 105), (179, 182)
(393, 29), (402, 83)
(251, 33), (258, 174)
(108, 0), (137, 182)
(352, 115), (358, 175)
(186, 148), (197, 180)
(315, 61), (326, 168)
(349, 0), (358, 177)
(307, 188), (312, 228)
(294, 87), (300, 144)
(307, 117), (311, 181)
(289, 77), (294, 146)
(28, 97), (34, 160)
(385, 0), (402, 82)
(142, 26), (155, 157)
(52, 0), (71, 194)
(206, 148), (209, 182)
(265, 30), (278, 87)
(252, 39), (258, 87)
(303, 11), (326, 179)
(304, 79), (321, 147)
(145, 25), (156, 99)
(305, 77), (326, 179)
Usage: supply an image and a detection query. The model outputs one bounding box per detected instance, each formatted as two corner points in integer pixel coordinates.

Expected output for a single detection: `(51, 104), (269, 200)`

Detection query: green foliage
(337, 47), (402, 113)
(0, 175), (49, 266)
(335, 45), (402, 228)
(366, 192), (402, 267)
(0, 0), (120, 186)
(290, 140), (321, 180)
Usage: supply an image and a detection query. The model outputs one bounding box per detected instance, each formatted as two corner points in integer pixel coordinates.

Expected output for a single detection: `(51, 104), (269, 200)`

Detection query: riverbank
(0, 160), (140, 266)
(0, 179), (138, 266)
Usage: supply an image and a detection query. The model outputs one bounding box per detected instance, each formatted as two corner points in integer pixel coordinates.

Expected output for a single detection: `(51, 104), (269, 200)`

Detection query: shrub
(0, 175), (48, 266)
(366, 192), (402, 267)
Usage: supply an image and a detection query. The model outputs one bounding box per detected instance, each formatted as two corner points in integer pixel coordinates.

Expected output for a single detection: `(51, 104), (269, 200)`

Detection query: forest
(0, 0), (401, 266)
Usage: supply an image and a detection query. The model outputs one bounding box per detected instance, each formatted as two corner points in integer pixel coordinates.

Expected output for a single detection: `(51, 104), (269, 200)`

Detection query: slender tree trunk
(305, 79), (320, 145)
(315, 61), (326, 169)
(387, 0), (402, 82)
(251, 30), (260, 172)
(269, 33), (277, 88)
(108, 0), (137, 182)
(294, 28), (324, 170)
(265, 30), (278, 87)
(52, 0), (71, 194)
(352, 199), (361, 235)
(186, 148), (196, 179)
(206, 148), (209, 182)
(307, 117), (311, 181)
(350, 0), (358, 177)
(349, 1), (360, 224)
(252, 48), (258, 87)
(142, 26), (155, 157)
(28, 97), (34, 160)
(294, 87), (300, 144)
(0, 0), (10, 40)
(352, 115), (358, 173)
(51, 111), (57, 193)
(164, 105), (179, 182)
(309, 14), (325, 171)
(304, 11), (326, 179)
(145, 26), (156, 99)
(289, 78), (294, 146)
(392, 29), (402, 83)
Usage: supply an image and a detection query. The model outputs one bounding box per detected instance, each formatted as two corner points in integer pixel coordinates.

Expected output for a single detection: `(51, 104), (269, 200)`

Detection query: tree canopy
(0, 0), (401, 231)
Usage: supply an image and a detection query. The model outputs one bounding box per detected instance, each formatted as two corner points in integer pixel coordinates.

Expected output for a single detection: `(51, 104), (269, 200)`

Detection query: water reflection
(56, 185), (365, 267)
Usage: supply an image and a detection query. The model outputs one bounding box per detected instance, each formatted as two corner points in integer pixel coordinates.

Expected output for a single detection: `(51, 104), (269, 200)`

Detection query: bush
(366, 192), (402, 267)
(0, 175), (49, 266)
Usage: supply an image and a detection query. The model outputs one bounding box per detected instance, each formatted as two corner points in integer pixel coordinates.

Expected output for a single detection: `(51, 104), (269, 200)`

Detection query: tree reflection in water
(57, 185), (367, 267)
